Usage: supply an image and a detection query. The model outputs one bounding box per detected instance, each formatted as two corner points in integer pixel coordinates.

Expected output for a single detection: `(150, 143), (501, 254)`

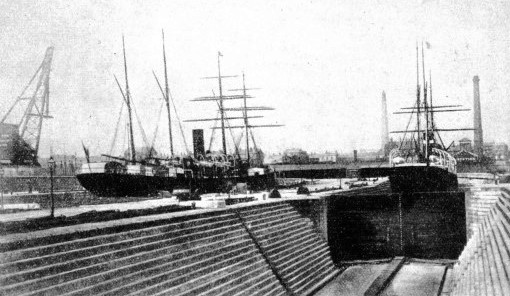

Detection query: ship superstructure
(76, 40), (282, 197)
(361, 44), (473, 192)
(184, 52), (283, 192)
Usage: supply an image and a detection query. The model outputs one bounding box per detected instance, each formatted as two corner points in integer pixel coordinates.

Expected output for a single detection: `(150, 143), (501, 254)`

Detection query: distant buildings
(267, 148), (385, 165)
(266, 149), (339, 165)
(449, 138), (509, 172)
(281, 148), (310, 164)
(449, 138), (508, 160)
(309, 152), (337, 163)
(264, 153), (283, 165)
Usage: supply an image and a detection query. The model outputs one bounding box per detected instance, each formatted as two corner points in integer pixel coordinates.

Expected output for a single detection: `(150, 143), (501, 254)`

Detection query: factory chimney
(381, 91), (389, 152)
(473, 76), (484, 156)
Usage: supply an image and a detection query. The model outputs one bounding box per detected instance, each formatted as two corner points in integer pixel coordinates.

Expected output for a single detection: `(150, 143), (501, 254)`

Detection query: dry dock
(0, 179), (509, 295)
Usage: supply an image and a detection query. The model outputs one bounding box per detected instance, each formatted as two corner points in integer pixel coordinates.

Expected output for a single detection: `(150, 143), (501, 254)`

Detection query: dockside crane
(1, 47), (54, 165)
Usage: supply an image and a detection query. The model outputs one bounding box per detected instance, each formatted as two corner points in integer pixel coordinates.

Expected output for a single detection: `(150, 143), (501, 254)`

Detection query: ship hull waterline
(358, 165), (458, 193)
(77, 172), (277, 197)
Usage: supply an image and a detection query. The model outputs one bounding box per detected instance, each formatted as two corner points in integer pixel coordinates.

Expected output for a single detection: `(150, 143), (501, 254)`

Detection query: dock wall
(447, 185), (510, 295)
(1, 176), (82, 194)
(0, 201), (340, 296)
(279, 190), (466, 263)
(324, 191), (466, 262)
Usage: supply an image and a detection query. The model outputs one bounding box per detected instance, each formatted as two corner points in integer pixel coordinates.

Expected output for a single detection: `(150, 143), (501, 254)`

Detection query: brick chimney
(473, 75), (484, 156)
(381, 91), (389, 152)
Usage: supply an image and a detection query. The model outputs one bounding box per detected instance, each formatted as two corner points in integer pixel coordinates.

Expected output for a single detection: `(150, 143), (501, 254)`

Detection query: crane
(1, 47), (54, 165)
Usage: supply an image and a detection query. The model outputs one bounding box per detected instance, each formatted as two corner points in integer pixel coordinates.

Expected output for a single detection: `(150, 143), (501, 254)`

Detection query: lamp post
(0, 165), (4, 211)
(48, 157), (55, 218)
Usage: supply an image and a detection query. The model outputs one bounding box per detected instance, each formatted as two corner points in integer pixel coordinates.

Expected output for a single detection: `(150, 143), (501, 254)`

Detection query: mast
(162, 30), (174, 156)
(122, 35), (136, 164)
(217, 52), (227, 154)
(242, 72), (250, 164)
(391, 47), (474, 155)
(416, 44), (421, 155)
(422, 42), (429, 163)
(429, 70), (435, 139)
(189, 60), (282, 161)
(429, 70), (445, 148)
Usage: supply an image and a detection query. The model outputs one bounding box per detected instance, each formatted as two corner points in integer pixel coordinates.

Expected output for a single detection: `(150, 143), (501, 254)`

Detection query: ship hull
(183, 172), (277, 194)
(389, 166), (458, 193)
(358, 165), (458, 193)
(78, 171), (277, 197)
(76, 173), (178, 197)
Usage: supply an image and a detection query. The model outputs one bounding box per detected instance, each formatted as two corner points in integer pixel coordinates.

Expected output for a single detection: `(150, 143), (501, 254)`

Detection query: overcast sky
(1, 0), (509, 157)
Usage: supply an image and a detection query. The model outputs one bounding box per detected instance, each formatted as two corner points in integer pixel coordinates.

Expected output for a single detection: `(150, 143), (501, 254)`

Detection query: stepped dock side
(0, 200), (341, 296)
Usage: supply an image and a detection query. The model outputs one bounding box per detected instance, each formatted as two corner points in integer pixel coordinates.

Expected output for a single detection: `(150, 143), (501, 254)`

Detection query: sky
(0, 0), (509, 158)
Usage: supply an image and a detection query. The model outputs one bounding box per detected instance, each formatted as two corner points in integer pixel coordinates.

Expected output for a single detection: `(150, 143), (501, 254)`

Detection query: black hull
(359, 166), (458, 193)
(77, 172), (277, 197)
(389, 166), (458, 193)
(183, 172), (277, 194)
(76, 173), (178, 197)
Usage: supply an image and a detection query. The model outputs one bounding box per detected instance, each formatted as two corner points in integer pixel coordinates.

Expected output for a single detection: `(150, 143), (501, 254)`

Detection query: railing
(389, 149), (418, 166)
(77, 162), (186, 176)
(196, 153), (236, 169)
(389, 148), (457, 174)
(431, 148), (457, 174)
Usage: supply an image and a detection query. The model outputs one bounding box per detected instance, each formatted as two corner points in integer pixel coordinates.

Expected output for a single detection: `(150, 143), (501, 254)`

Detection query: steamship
(77, 37), (277, 197)
(359, 45), (468, 193)
(182, 52), (280, 194)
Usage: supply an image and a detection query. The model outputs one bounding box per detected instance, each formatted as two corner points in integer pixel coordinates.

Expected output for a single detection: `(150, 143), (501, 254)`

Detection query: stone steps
(242, 203), (294, 220)
(448, 187), (510, 295)
(0, 213), (236, 263)
(465, 186), (505, 240)
(238, 202), (339, 295)
(0, 216), (239, 276)
(240, 202), (290, 218)
(255, 219), (310, 243)
(0, 200), (340, 296)
(31, 234), (251, 295)
(0, 221), (241, 285)
(0, 210), (283, 296)
(249, 212), (303, 232)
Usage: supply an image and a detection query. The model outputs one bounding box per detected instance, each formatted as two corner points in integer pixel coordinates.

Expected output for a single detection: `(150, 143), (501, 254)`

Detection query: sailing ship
(77, 36), (281, 197)
(360, 44), (472, 193)
(76, 34), (185, 197)
(183, 52), (282, 194)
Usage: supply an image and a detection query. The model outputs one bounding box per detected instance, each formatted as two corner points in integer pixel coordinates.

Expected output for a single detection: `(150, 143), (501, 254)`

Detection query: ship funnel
(192, 129), (205, 159)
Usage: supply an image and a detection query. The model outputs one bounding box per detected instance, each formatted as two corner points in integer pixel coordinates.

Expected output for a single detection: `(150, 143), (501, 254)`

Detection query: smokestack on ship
(192, 129), (205, 158)
(473, 75), (484, 156)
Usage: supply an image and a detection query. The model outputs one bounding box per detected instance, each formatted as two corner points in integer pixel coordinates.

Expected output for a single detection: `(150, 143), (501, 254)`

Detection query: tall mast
(242, 72), (250, 164)
(429, 70), (435, 140)
(217, 52), (227, 154)
(188, 60), (282, 160)
(162, 30), (174, 156)
(123, 35), (136, 164)
(422, 43), (429, 162)
(415, 44), (421, 154)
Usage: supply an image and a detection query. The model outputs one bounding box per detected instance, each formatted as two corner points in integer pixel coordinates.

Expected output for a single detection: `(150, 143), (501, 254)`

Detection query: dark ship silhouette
(360, 44), (473, 193)
(77, 35), (278, 197)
